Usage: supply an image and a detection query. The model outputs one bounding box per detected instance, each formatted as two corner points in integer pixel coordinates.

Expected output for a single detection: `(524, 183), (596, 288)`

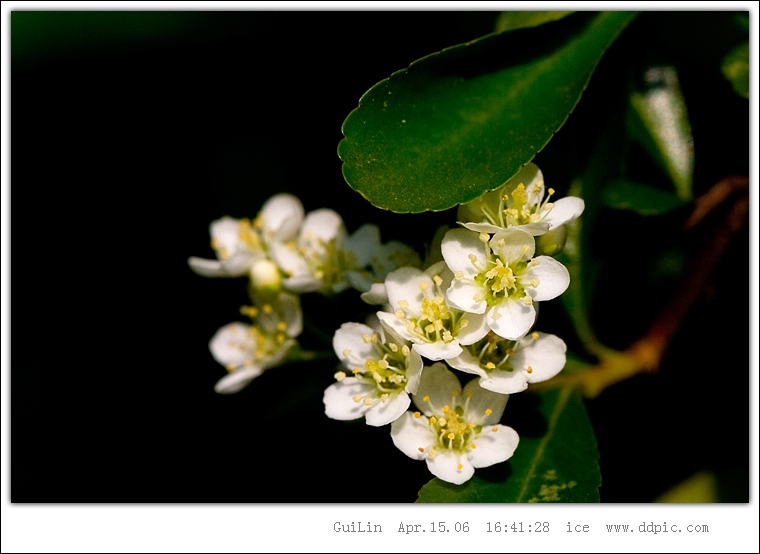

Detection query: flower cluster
(193, 163), (583, 485)
(190, 193), (420, 393)
(322, 163), (583, 483)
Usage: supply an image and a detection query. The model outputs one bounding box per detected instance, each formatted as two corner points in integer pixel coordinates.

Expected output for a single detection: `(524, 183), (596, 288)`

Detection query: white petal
(208, 322), (255, 368)
(469, 425), (519, 468)
(391, 411), (435, 460)
(282, 275), (323, 293)
(516, 222), (551, 236)
(344, 269), (374, 293)
(360, 282), (388, 305)
(385, 267), (429, 313)
(511, 332), (567, 384)
(490, 228), (535, 264)
(441, 228), (487, 277)
(301, 208), (344, 243)
(214, 366), (262, 394)
(413, 362), (461, 414)
(488, 299), (536, 340)
(445, 349), (489, 379)
(259, 193), (304, 243)
(365, 392), (411, 426)
(463, 378), (509, 424)
(373, 241), (421, 277)
(376, 311), (416, 343)
(426, 451), (475, 485)
(210, 216), (244, 254)
(522, 256), (570, 302)
(262, 339), (296, 369)
(413, 341), (462, 362)
(323, 378), (373, 421)
(478, 369), (529, 395)
(345, 224), (381, 268)
(404, 349), (424, 394)
(188, 257), (229, 277)
(460, 221), (504, 234)
(455, 311), (491, 345)
(269, 242), (310, 276)
(446, 279), (487, 314)
(333, 322), (378, 370)
(543, 196), (585, 229)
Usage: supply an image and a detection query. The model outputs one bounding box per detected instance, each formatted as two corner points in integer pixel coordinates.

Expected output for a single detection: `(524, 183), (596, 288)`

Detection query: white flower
(442, 228), (570, 340)
(209, 292), (302, 394)
(457, 163), (584, 236)
(390, 362), (519, 485)
(188, 193), (303, 278)
(376, 262), (490, 361)
(270, 210), (382, 295)
(447, 331), (567, 394)
(346, 240), (422, 300)
(323, 317), (423, 426)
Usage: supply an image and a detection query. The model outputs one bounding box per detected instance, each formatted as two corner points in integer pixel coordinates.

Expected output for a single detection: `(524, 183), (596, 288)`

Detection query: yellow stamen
(413, 412), (421, 418)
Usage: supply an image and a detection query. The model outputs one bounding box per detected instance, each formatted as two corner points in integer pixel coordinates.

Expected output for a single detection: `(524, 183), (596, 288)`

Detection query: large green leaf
(722, 42), (749, 99)
(495, 11), (574, 32)
(627, 66), (694, 201)
(602, 179), (687, 215)
(416, 386), (600, 502)
(339, 11), (637, 213)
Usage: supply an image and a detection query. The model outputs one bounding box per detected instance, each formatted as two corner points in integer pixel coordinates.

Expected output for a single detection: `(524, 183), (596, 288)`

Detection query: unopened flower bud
(535, 225), (567, 257)
(250, 258), (282, 291)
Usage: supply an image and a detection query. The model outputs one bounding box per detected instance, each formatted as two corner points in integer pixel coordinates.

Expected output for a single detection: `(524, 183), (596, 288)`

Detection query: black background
(11, 11), (750, 503)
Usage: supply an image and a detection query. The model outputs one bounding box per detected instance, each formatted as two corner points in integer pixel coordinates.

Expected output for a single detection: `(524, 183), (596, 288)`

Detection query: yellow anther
(468, 423), (475, 428)
(406, 321), (415, 333)
(455, 271), (464, 280)
(389, 343), (398, 352)
(401, 345), (410, 356)
(334, 371), (346, 381)
(465, 391), (473, 398)
(225, 364), (236, 372)
(448, 433), (456, 440)
(277, 321), (288, 331)
(352, 368), (360, 374)
(262, 304), (273, 314)
(442, 331), (453, 341)
(457, 463), (463, 470)
(451, 390), (458, 397)
(423, 395), (430, 402)
(470, 444), (476, 449)
(395, 309), (405, 319)
(492, 426), (498, 432)
(486, 361), (496, 369)
(548, 188), (555, 195)
(485, 408), (493, 416)
(479, 232), (489, 243)
(506, 348), (515, 355)
(468, 254), (477, 263)
(371, 334), (379, 343)
(244, 360), (253, 367)
(502, 193), (509, 201)
(418, 281), (429, 291)
(527, 366), (533, 374)
(492, 312), (502, 320)
(530, 278), (540, 288)
(424, 324), (435, 334)
(459, 318), (469, 329)
(362, 334), (372, 343)
(413, 411), (421, 419)
(428, 450), (436, 458)
(523, 296), (533, 306)
(438, 418), (447, 426)
(533, 185), (541, 194)
(443, 405), (450, 413)
(473, 293), (485, 303)
(496, 239), (505, 248)
(430, 417), (437, 425)
(342, 349), (351, 358)
(363, 398), (374, 406)
(434, 296), (445, 305)
(286, 241), (296, 250)
(532, 332), (539, 340)
(418, 447), (424, 453)
(398, 300), (409, 308)
(377, 359), (389, 370)
(276, 333), (286, 343)
(433, 275), (443, 286)
(353, 394), (362, 403)
(521, 245), (531, 255)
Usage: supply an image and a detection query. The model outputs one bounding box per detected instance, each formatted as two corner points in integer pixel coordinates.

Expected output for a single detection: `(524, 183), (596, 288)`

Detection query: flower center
(396, 275), (469, 344)
(468, 332), (517, 372)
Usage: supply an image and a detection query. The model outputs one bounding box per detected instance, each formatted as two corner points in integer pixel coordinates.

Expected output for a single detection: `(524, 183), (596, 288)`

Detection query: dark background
(11, 11), (750, 502)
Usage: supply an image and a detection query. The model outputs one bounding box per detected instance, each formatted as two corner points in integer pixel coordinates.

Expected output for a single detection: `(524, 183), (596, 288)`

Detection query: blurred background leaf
(602, 179), (687, 215)
(495, 10), (573, 32)
(721, 42), (749, 99)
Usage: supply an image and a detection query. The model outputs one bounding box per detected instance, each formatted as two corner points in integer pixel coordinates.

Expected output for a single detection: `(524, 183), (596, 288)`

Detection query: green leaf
(627, 66), (694, 201)
(339, 11), (637, 213)
(495, 11), (574, 32)
(655, 472), (718, 503)
(721, 42), (749, 99)
(416, 386), (600, 502)
(602, 179), (687, 215)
